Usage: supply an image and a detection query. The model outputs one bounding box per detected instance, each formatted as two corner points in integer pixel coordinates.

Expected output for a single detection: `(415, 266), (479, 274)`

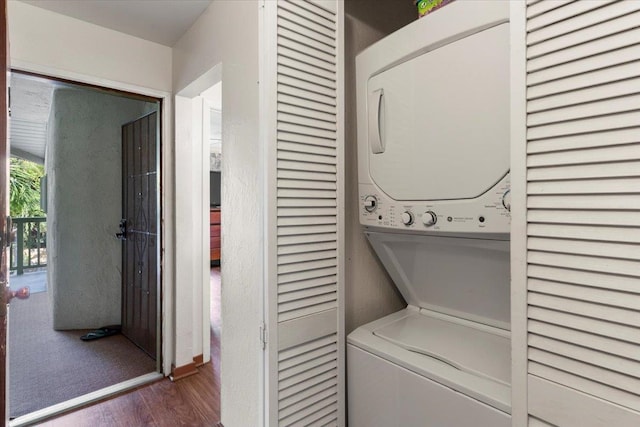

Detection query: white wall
(8, 2), (172, 93)
(172, 2), (262, 426)
(344, 2), (415, 333)
(46, 88), (154, 330)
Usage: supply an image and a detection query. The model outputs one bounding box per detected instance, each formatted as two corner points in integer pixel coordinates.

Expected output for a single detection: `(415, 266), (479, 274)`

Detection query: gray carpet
(9, 292), (156, 418)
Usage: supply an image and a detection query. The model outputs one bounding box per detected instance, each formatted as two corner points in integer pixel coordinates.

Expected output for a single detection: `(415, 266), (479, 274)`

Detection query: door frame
(174, 63), (222, 371)
(5, 62), (173, 426)
(1, 0), (9, 424)
(9, 61), (173, 374)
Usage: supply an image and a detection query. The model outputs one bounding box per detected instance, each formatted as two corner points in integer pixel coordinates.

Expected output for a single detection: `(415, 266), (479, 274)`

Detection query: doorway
(7, 71), (162, 421)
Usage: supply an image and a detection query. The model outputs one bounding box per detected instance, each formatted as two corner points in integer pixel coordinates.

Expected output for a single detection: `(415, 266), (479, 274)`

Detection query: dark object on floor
(80, 325), (122, 341)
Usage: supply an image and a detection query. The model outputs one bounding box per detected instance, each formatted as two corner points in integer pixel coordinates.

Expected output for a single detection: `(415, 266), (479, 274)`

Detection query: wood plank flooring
(35, 268), (222, 426)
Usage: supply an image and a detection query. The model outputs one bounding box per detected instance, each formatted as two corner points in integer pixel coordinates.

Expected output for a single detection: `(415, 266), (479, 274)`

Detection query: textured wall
(172, 2), (262, 426)
(47, 88), (154, 330)
(8, 2), (172, 93)
(344, 3), (416, 333)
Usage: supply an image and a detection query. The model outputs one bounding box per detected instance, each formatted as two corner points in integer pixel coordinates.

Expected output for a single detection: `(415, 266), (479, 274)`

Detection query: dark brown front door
(121, 112), (158, 360)
(1, 0), (9, 423)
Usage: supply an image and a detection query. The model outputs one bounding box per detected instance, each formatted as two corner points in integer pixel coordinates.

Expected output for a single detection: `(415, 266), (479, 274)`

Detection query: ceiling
(19, 0), (213, 47)
(10, 73), (57, 163)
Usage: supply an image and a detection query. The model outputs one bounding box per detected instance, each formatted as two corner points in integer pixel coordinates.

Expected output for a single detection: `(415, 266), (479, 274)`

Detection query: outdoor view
(9, 157), (47, 283)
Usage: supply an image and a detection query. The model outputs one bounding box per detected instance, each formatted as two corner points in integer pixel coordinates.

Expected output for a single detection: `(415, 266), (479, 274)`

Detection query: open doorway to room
(7, 71), (162, 421)
(174, 68), (223, 415)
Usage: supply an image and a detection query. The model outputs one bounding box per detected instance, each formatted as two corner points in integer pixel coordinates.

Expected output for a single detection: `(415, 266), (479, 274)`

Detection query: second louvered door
(512, 1), (640, 426)
(264, 0), (344, 426)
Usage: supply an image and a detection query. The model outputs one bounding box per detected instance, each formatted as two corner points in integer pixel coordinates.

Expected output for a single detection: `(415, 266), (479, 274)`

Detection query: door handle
(2, 271), (30, 316)
(369, 88), (385, 154)
(116, 219), (127, 240)
(5, 287), (30, 303)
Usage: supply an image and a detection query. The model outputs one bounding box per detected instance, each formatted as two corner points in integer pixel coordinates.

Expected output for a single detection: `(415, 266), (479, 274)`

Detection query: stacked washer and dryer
(348, 2), (512, 426)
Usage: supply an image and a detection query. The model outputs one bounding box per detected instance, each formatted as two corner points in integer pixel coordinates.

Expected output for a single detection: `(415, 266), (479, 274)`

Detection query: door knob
(5, 286), (30, 303)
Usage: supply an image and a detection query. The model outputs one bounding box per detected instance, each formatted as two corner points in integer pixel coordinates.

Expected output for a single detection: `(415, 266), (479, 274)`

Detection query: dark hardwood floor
(35, 268), (222, 427)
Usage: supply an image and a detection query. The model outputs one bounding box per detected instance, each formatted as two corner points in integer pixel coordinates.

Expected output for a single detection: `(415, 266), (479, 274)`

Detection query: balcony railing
(10, 217), (47, 275)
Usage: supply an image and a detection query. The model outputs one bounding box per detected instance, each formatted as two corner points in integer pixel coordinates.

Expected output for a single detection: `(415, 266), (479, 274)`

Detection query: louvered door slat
(525, 0), (573, 19)
(278, 249), (337, 265)
(278, 232), (337, 246)
(528, 177), (640, 195)
(278, 131), (336, 148)
(529, 335), (640, 376)
(528, 94), (640, 126)
(530, 348), (640, 394)
(529, 315), (640, 350)
(268, 1), (343, 423)
(279, 275), (336, 294)
(528, 223), (640, 243)
(277, 17), (335, 47)
(277, 9), (335, 40)
(521, 1), (640, 423)
(307, 412), (338, 427)
(528, 252), (640, 277)
(528, 128), (640, 155)
(528, 237), (640, 261)
(278, 102), (336, 122)
(527, 0), (640, 45)
(528, 76), (640, 112)
(528, 144), (640, 167)
(527, 1), (610, 32)
(528, 265), (640, 293)
(278, 111), (337, 132)
(528, 111), (640, 141)
(528, 161), (640, 181)
(528, 279), (640, 308)
(278, 207), (338, 218)
(278, 27), (335, 57)
(528, 9), (640, 59)
(528, 194), (640, 210)
(278, 36), (335, 66)
(278, 56), (335, 82)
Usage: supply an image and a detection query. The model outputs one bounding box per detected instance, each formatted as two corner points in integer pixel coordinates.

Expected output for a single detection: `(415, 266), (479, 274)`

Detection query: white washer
(349, 2), (511, 426)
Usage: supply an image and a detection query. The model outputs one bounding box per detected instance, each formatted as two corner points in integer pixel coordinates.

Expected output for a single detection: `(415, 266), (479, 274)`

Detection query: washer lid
(373, 312), (510, 386)
(367, 23), (509, 201)
(366, 231), (510, 330)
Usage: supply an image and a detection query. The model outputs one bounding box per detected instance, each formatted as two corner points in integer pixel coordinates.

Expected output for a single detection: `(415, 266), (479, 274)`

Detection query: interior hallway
(32, 268), (222, 426)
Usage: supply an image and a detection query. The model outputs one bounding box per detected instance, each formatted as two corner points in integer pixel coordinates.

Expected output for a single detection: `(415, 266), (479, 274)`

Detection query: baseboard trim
(193, 354), (204, 367)
(170, 361), (198, 381)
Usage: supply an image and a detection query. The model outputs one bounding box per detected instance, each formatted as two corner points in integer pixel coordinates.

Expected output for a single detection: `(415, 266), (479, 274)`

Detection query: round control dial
(364, 195), (378, 212)
(401, 211), (414, 226)
(421, 211), (437, 226)
(502, 189), (511, 212)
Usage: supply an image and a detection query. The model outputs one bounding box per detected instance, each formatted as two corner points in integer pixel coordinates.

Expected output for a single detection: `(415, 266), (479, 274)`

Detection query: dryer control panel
(360, 174), (510, 236)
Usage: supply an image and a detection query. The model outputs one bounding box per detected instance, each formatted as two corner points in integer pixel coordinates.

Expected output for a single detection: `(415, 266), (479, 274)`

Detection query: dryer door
(367, 23), (509, 201)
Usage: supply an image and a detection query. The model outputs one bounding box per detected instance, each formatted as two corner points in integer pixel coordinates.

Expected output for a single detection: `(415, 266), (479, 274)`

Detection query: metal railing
(10, 217), (47, 275)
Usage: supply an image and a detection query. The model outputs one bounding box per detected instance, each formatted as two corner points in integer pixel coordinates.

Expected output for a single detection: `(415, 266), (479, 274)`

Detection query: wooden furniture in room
(210, 208), (221, 263)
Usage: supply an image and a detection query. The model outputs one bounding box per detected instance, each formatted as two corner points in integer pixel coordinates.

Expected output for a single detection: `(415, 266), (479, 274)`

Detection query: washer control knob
(421, 211), (437, 226)
(401, 211), (414, 226)
(364, 195), (378, 212)
(502, 189), (511, 212)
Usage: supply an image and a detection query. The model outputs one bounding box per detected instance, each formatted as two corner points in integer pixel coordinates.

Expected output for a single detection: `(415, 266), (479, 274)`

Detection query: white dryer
(348, 2), (511, 426)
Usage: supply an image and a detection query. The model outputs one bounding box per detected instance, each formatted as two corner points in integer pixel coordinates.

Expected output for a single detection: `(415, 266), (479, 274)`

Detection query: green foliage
(9, 158), (45, 218)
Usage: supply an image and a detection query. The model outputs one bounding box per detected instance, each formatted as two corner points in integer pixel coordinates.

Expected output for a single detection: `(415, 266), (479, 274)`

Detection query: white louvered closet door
(513, 1), (640, 426)
(263, 0), (344, 426)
